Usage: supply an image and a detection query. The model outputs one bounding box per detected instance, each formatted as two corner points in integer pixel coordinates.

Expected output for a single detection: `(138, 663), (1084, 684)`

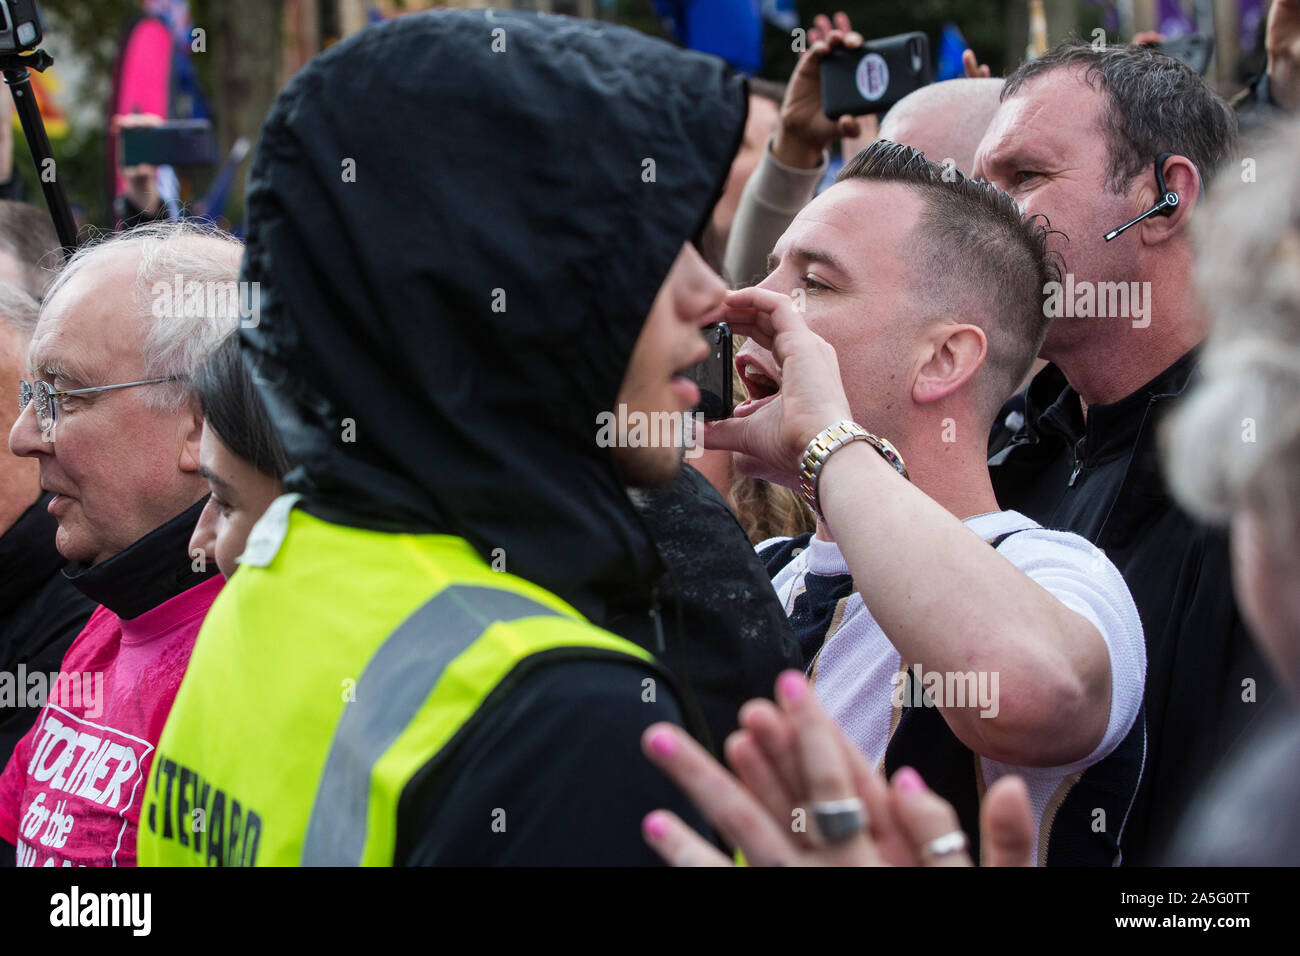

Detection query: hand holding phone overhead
(820, 32), (934, 118)
(119, 118), (218, 168)
(771, 21), (868, 169)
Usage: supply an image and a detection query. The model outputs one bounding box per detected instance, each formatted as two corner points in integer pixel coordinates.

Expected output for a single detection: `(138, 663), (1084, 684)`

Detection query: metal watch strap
(798, 420), (909, 519)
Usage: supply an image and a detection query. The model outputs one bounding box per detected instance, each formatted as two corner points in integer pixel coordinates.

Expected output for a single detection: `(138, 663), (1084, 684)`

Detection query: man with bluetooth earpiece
(972, 39), (1276, 866)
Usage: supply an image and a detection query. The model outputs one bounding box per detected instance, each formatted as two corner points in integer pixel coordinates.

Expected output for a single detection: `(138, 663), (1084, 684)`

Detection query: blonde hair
(729, 473), (815, 544)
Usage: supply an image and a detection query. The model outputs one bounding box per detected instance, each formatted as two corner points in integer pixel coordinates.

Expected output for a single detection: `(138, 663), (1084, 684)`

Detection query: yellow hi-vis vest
(137, 497), (655, 866)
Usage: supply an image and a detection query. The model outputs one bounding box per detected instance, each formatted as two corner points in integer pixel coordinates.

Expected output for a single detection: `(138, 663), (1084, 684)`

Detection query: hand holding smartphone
(120, 119), (218, 168)
(820, 31), (933, 118)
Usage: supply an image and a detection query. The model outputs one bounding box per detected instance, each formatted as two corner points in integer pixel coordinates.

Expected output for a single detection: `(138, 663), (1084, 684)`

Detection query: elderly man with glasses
(0, 221), (239, 867)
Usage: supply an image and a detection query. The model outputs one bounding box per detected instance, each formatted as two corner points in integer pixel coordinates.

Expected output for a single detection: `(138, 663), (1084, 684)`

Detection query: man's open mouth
(736, 355), (780, 414)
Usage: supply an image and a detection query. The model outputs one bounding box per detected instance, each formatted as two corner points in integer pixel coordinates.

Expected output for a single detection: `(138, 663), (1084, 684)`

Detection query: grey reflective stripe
(300, 585), (563, 865)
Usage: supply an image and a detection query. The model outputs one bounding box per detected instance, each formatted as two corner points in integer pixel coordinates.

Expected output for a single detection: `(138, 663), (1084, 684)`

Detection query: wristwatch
(798, 420), (909, 520)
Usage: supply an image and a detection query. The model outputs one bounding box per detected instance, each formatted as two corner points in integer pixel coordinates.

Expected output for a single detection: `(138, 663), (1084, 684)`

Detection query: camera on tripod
(0, 0), (41, 56)
(0, 0), (75, 253)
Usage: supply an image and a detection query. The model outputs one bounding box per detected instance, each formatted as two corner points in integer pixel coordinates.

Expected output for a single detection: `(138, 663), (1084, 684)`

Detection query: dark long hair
(194, 332), (291, 479)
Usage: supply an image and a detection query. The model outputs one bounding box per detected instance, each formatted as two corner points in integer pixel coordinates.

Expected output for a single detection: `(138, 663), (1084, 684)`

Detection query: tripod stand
(1, 48), (78, 256)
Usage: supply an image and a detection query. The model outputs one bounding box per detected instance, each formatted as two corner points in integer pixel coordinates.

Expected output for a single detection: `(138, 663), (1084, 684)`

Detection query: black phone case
(821, 32), (933, 118)
(687, 323), (733, 421)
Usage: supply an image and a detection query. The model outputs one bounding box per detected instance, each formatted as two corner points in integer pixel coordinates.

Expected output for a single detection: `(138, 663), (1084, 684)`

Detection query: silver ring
(811, 797), (867, 844)
(921, 829), (969, 863)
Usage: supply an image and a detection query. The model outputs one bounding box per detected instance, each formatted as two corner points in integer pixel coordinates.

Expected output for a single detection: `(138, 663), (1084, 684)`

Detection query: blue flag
(655, 0), (764, 75)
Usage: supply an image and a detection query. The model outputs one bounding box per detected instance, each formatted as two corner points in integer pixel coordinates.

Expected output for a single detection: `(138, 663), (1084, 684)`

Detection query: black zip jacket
(990, 353), (1277, 864)
(0, 495), (97, 766)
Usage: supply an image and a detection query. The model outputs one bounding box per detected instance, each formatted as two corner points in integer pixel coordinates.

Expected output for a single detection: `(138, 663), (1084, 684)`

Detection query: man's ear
(178, 406), (204, 475)
(1140, 154), (1199, 243)
(912, 323), (987, 405)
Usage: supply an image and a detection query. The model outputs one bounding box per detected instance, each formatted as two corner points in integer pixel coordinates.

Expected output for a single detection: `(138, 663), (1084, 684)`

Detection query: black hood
(239, 10), (747, 623)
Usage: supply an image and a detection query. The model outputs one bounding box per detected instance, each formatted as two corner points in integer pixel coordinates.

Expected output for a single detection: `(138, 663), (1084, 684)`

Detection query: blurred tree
(616, 0), (671, 42)
(9, 1), (137, 231)
(37, 0), (140, 83)
(11, 123), (104, 236)
(191, 0), (284, 228)
(1003, 0), (1102, 71)
(8, 1), (281, 232)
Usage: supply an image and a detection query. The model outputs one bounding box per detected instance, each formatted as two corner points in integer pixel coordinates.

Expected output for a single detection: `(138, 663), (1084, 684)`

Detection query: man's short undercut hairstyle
(837, 140), (1057, 418)
(1002, 39), (1239, 194)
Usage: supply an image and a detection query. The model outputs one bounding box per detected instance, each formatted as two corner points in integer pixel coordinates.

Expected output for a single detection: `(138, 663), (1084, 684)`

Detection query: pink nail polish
(649, 728), (677, 757)
(895, 766), (926, 794)
(777, 670), (806, 702)
(643, 812), (668, 840)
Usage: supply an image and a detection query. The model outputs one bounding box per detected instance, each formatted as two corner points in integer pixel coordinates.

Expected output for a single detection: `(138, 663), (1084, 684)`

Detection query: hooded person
(138, 9), (787, 866)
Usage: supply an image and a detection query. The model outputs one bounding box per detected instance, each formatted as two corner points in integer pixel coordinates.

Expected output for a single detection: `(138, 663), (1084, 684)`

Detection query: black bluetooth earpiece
(1103, 153), (1180, 242)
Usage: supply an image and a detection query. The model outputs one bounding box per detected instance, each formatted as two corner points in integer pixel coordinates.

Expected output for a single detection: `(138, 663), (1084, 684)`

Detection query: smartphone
(685, 322), (733, 421)
(821, 32), (933, 118)
(120, 119), (218, 167)
(1155, 34), (1212, 76)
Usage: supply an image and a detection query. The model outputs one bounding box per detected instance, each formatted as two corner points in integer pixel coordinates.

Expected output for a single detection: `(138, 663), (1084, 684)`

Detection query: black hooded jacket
(237, 10), (754, 863)
(240, 10), (744, 625)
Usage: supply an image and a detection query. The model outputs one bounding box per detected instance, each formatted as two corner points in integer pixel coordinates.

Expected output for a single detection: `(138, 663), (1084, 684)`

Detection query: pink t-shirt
(0, 575), (221, 866)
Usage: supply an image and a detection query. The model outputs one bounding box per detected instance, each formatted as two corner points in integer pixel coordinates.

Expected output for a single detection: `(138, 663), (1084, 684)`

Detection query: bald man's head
(867, 77), (1004, 175)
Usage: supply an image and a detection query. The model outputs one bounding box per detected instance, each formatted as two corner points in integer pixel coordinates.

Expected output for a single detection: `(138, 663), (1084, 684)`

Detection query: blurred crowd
(0, 4), (1298, 868)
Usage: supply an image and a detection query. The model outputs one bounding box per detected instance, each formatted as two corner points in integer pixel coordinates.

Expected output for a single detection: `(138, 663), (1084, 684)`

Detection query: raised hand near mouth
(705, 287), (853, 486)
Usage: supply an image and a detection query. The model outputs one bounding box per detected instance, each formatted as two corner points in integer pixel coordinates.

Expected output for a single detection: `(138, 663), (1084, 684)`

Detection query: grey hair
(0, 199), (62, 299)
(1161, 118), (1300, 562)
(1002, 40), (1238, 194)
(42, 220), (244, 411)
(0, 279), (41, 337)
